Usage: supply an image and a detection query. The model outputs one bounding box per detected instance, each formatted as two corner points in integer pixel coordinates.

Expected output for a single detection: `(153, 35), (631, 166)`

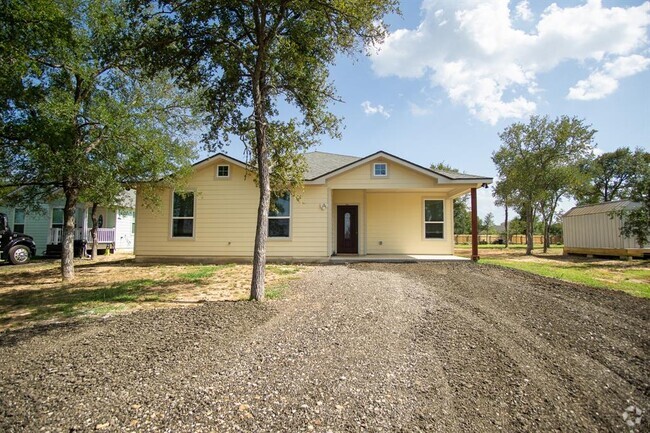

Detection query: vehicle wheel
(8, 245), (31, 265)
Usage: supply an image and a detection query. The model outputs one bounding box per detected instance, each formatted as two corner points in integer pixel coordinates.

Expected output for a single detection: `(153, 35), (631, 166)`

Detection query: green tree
(0, 0), (198, 279)
(481, 212), (496, 235)
(577, 147), (647, 204)
(431, 162), (471, 234)
(492, 180), (515, 247)
(492, 116), (595, 255)
(614, 153), (650, 246)
(135, 0), (398, 300)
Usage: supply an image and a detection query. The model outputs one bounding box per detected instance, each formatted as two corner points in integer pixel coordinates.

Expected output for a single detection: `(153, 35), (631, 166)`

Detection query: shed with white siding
(562, 200), (649, 258)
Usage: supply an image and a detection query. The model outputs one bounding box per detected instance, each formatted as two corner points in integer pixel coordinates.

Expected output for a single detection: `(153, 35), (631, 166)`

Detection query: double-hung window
(52, 208), (64, 230)
(172, 192), (195, 237)
(424, 200), (444, 239)
(268, 192), (291, 238)
(14, 209), (26, 233)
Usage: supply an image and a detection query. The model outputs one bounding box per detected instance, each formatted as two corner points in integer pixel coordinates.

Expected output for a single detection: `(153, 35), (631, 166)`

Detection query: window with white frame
(373, 162), (388, 177)
(268, 192), (290, 238)
(14, 208), (26, 233)
(52, 208), (64, 230)
(424, 200), (444, 239)
(216, 164), (230, 178)
(172, 191), (195, 237)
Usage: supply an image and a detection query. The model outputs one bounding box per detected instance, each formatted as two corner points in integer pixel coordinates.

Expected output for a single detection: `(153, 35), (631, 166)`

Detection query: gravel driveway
(0, 262), (648, 432)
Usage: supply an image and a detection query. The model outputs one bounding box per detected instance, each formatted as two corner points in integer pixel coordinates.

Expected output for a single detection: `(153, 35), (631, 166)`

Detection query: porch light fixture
(320, 203), (328, 210)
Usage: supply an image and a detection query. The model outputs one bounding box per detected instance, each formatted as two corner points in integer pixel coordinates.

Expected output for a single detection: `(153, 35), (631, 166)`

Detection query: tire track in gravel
(353, 262), (649, 433)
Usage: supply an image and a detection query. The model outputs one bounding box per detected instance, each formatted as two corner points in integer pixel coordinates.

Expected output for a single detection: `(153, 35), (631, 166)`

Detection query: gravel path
(0, 262), (648, 432)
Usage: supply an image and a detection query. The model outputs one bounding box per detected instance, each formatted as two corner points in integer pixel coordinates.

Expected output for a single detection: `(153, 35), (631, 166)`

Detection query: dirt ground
(0, 256), (302, 330)
(0, 262), (648, 432)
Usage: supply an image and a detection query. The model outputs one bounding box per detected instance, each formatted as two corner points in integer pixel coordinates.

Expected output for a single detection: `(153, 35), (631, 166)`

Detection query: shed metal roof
(563, 200), (640, 217)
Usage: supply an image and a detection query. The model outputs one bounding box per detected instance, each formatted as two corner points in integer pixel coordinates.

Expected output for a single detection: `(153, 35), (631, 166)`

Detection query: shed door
(337, 206), (358, 254)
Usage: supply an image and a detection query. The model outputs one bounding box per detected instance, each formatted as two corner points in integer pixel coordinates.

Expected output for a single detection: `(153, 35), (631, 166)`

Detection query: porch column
(471, 187), (479, 262)
(82, 206), (89, 241)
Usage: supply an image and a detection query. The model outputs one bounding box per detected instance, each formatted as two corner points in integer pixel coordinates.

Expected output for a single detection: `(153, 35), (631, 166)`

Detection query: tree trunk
(504, 203), (509, 248)
(90, 202), (98, 260)
(251, 143), (270, 301)
(542, 218), (549, 253)
(250, 27), (270, 301)
(525, 205), (534, 255)
(61, 186), (79, 281)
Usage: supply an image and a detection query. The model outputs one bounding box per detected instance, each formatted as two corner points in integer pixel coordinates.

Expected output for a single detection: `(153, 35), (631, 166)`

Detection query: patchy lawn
(0, 255), (304, 330)
(455, 245), (650, 298)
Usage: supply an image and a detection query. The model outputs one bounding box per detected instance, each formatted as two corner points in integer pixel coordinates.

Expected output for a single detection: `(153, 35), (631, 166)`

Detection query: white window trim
(423, 199), (445, 241)
(268, 193), (292, 240)
(215, 164), (230, 179)
(372, 162), (388, 177)
(51, 207), (65, 229)
(170, 190), (196, 240)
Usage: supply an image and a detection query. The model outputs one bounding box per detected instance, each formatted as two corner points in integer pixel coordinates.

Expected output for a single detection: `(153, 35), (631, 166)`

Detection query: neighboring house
(134, 151), (492, 262)
(563, 200), (649, 258)
(0, 191), (136, 256)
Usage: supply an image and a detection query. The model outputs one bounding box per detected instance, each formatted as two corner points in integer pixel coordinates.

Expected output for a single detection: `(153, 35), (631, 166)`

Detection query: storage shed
(562, 200), (649, 258)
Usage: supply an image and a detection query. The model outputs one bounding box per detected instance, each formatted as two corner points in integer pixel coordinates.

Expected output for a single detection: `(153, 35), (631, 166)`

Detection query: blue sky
(222, 0), (650, 221)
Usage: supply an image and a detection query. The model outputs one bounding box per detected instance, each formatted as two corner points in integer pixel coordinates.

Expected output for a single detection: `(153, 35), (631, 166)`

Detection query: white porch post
(82, 206), (89, 241)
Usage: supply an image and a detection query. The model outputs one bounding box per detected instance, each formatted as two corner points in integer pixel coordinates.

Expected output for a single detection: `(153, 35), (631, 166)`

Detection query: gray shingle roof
(303, 151), (361, 180)
(303, 150), (490, 182)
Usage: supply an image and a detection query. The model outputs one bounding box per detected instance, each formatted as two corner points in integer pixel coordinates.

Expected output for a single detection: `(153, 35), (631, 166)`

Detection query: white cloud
(372, 0), (650, 124)
(361, 100), (391, 118)
(515, 1), (533, 21)
(567, 55), (650, 100)
(409, 102), (434, 116)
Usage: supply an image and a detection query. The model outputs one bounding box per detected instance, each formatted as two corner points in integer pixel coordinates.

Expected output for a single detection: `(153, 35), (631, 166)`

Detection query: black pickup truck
(0, 212), (37, 264)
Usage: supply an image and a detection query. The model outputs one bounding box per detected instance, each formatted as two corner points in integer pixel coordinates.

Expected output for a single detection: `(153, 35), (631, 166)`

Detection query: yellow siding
(365, 192), (454, 254)
(326, 158), (437, 189)
(135, 161), (328, 259)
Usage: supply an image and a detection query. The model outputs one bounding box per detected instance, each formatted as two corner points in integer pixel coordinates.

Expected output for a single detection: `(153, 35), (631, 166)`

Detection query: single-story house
(0, 191), (136, 256)
(563, 200), (649, 258)
(134, 151), (492, 262)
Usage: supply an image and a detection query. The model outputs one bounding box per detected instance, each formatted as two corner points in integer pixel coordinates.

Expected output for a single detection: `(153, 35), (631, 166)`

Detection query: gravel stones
(0, 262), (648, 432)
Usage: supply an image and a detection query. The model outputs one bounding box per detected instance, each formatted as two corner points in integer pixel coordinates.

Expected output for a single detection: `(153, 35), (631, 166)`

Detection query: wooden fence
(454, 234), (563, 245)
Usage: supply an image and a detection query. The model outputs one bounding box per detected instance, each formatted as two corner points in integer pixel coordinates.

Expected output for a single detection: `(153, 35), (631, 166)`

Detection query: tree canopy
(577, 147), (648, 204)
(134, 0), (399, 300)
(492, 115), (595, 254)
(1, 0), (199, 279)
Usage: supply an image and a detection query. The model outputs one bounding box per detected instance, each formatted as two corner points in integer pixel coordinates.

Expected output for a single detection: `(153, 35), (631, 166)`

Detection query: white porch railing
(48, 228), (116, 245)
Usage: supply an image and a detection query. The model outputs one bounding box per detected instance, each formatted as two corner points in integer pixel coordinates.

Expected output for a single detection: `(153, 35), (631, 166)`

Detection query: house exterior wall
(563, 213), (644, 250)
(365, 192), (454, 254)
(325, 157), (438, 190)
(134, 162), (329, 260)
(114, 210), (135, 251)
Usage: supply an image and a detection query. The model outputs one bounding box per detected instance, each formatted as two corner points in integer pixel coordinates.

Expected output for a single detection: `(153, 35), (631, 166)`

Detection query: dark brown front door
(337, 205), (358, 254)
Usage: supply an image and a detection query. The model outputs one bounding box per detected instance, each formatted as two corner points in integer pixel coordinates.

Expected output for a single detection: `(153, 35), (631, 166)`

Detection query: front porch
(329, 254), (469, 263)
(47, 227), (117, 246)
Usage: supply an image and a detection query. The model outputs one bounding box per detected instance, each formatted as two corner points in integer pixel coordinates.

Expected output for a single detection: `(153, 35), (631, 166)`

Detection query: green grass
(265, 283), (289, 300)
(267, 265), (301, 275)
(483, 258), (650, 298)
(455, 244), (564, 250)
(178, 264), (232, 282)
(0, 279), (164, 326)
